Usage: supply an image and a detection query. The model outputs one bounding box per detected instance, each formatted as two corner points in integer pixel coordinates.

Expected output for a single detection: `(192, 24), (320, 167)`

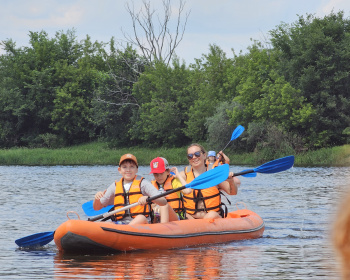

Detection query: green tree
(92, 44), (146, 146)
(131, 59), (191, 147)
(0, 32), (59, 146)
(51, 34), (105, 145)
(184, 44), (233, 142)
(0, 30), (106, 147)
(270, 11), (350, 147)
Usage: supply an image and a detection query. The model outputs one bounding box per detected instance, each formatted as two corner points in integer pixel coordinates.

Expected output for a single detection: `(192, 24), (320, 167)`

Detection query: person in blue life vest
(149, 157), (185, 222)
(93, 153), (168, 225)
(171, 143), (239, 220)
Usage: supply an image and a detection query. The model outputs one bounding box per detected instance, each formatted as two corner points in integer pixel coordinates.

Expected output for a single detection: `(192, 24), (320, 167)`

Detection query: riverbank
(0, 142), (349, 166)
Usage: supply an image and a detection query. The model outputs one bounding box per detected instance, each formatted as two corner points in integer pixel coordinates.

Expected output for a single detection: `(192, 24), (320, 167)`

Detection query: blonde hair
(333, 189), (350, 279)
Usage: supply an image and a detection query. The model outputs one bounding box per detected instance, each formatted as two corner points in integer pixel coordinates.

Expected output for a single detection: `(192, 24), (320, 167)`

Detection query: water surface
(1, 164), (349, 279)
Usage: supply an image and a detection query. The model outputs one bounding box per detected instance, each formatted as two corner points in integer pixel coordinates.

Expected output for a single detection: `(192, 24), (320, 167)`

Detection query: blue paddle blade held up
(230, 125), (245, 141)
(222, 125), (245, 152)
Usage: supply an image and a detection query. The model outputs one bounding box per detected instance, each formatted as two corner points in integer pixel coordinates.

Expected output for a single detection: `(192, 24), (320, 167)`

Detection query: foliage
(225, 43), (315, 151)
(205, 101), (238, 151)
(131, 59), (191, 147)
(245, 122), (303, 161)
(184, 44), (234, 142)
(0, 30), (106, 147)
(92, 44), (145, 146)
(1, 10), (350, 153)
(270, 11), (350, 147)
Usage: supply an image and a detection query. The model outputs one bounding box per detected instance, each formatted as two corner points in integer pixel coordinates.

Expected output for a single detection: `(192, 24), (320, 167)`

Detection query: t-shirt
(171, 178), (183, 197)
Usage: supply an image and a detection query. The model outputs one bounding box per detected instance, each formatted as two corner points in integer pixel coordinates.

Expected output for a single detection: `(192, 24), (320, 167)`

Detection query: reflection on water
(1, 165), (349, 279)
(53, 245), (266, 279)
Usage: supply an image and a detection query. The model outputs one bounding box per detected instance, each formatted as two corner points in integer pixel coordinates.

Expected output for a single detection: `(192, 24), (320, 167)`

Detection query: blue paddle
(15, 231), (54, 247)
(234, 155), (295, 177)
(15, 164), (230, 247)
(221, 125), (245, 152)
(82, 201), (113, 216)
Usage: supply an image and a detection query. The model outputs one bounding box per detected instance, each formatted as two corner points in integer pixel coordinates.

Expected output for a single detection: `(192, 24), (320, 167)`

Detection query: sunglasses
(187, 151), (202, 160)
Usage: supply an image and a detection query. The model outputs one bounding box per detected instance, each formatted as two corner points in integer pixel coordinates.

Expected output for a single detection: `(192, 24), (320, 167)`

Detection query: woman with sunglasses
(172, 143), (238, 220)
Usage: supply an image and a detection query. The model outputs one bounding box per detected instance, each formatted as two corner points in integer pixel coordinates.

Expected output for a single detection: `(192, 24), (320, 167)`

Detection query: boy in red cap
(149, 157), (184, 222)
(93, 154), (168, 225)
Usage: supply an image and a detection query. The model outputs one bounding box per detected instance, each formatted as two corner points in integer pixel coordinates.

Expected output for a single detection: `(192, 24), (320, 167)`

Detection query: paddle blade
(254, 155), (295, 174)
(15, 231), (54, 247)
(230, 125), (245, 141)
(82, 200), (113, 216)
(186, 164), (229, 190)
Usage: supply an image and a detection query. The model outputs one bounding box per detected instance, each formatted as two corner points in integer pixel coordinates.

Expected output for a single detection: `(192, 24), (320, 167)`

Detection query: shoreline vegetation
(0, 142), (349, 167)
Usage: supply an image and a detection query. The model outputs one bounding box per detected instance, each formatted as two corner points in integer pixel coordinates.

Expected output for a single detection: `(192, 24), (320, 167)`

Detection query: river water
(0, 164), (349, 279)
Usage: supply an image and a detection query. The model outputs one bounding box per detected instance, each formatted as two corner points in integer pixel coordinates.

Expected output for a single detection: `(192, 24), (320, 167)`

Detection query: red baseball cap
(149, 157), (169, 174)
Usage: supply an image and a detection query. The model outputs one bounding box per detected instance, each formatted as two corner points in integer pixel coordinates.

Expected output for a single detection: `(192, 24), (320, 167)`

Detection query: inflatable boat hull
(54, 209), (264, 253)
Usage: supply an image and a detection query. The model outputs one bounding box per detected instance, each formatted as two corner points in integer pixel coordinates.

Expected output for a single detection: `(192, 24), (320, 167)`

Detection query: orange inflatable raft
(54, 208), (264, 253)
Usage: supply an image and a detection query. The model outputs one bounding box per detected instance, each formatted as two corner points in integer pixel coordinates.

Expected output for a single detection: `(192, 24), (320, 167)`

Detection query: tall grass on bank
(229, 145), (350, 167)
(0, 142), (349, 166)
(0, 142), (187, 166)
(294, 145), (350, 167)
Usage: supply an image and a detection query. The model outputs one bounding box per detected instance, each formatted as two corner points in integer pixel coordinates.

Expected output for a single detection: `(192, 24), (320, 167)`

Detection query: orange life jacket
(151, 175), (184, 213)
(113, 175), (152, 220)
(205, 159), (220, 170)
(183, 166), (222, 215)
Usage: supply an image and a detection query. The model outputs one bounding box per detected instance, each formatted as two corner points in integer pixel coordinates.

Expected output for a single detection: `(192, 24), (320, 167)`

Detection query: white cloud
(1, 0), (350, 61)
(319, 0), (350, 15)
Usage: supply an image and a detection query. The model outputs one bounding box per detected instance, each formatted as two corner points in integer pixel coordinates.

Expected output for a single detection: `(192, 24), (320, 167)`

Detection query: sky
(1, 0), (350, 64)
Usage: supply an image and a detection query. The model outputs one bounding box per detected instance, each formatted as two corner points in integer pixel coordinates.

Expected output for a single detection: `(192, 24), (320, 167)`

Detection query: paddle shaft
(88, 185), (187, 221)
(221, 141), (231, 152)
(234, 169), (254, 177)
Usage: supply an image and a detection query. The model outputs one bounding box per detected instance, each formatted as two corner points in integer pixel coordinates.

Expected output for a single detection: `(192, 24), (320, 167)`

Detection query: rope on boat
(67, 211), (80, 220)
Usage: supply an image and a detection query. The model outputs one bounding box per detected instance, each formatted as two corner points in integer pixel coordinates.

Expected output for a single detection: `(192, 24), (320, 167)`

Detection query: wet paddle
(15, 164), (230, 247)
(15, 231), (55, 247)
(234, 155), (295, 177)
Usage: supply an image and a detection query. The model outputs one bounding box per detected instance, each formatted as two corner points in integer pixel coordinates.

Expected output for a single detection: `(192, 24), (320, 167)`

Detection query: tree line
(0, 11), (350, 159)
